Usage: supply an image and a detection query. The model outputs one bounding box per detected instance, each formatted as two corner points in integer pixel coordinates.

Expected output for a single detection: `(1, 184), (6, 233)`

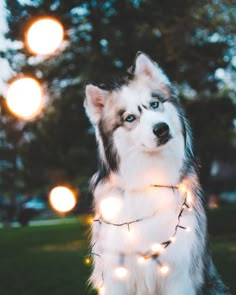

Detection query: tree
(1, 0), (236, 195)
(184, 95), (236, 188)
(0, 95), (25, 194)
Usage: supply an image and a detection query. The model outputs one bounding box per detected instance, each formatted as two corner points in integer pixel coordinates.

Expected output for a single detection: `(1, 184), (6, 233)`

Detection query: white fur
(91, 150), (198, 294)
(86, 53), (200, 295)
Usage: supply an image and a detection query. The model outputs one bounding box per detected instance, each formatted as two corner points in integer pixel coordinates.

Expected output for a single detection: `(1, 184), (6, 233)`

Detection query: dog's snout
(153, 123), (169, 139)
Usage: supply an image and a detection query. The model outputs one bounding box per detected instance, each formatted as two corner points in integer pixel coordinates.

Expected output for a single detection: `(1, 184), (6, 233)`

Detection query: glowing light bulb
(126, 225), (138, 242)
(186, 227), (191, 233)
(137, 256), (147, 264)
(84, 257), (92, 265)
(49, 186), (77, 213)
(178, 183), (187, 193)
(127, 230), (136, 241)
(98, 286), (105, 295)
(178, 183), (193, 207)
(159, 265), (170, 275)
(151, 243), (164, 254)
(86, 215), (94, 225)
(99, 197), (121, 220)
(6, 77), (44, 120)
(25, 17), (64, 55)
(114, 266), (128, 280)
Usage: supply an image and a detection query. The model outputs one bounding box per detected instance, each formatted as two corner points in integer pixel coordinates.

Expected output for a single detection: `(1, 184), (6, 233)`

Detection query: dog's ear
(84, 84), (107, 125)
(133, 52), (170, 85)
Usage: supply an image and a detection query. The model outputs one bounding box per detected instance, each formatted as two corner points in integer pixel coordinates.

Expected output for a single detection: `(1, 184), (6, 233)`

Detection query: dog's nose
(153, 123), (170, 139)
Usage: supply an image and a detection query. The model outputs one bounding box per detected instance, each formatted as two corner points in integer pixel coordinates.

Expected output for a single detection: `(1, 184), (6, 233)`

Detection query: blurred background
(0, 0), (235, 294)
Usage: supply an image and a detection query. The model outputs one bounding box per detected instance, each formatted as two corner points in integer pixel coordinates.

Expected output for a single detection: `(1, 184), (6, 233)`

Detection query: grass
(211, 235), (236, 293)
(0, 211), (235, 295)
(0, 219), (94, 295)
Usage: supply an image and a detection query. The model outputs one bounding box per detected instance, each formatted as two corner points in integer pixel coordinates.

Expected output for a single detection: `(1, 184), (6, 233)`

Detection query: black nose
(153, 123), (170, 139)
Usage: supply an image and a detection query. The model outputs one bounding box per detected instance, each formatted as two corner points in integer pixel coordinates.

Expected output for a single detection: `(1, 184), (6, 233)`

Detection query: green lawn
(0, 212), (235, 295)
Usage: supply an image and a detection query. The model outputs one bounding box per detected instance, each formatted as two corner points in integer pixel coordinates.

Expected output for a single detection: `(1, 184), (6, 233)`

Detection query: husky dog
(84, 52), (229, 295)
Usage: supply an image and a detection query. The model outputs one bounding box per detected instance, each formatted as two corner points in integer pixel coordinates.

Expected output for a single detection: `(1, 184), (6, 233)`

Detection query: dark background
(0, 0), (236, 210)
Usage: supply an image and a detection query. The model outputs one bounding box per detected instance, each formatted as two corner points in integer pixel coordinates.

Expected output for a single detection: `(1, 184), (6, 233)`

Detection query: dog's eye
(150, 101), (159, 110)
(125, 114), (136, 123)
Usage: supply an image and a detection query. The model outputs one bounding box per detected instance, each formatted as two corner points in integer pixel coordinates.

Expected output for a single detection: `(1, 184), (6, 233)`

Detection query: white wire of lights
(85, 183), (192, 292)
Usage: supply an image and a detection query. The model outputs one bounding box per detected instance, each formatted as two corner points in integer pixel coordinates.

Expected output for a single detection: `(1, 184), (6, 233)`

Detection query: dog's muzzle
(153, 122), (170, 145)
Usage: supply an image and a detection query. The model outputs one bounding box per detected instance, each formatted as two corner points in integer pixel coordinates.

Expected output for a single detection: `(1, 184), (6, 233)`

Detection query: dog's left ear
(133, 52), (170, 85)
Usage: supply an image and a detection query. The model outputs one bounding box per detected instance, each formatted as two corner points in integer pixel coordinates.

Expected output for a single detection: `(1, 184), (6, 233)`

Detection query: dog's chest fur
(91, 150), (198, 294)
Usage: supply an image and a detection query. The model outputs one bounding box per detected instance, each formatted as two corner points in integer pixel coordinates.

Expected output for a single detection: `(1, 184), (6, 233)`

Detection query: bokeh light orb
(99, 197), (122, 221)
(114, 266), (129, 280)
(26, 17), (64, 55)
(6, 77), (44, 120)
(49, 186), (77, 213)
(159, 265), (170, 275)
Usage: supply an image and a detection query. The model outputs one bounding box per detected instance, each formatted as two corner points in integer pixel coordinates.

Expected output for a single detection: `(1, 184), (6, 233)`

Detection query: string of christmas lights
(85, 183), (192, 292)
(93, 208), (160, 231)
(93, 185), (178, 230)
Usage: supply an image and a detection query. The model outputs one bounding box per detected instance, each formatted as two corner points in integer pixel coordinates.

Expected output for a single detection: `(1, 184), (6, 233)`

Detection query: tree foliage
(1, 0), (236, 195)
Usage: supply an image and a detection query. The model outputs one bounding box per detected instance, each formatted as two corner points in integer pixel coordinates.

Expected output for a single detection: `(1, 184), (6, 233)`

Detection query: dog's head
(84, 52), (188, 171)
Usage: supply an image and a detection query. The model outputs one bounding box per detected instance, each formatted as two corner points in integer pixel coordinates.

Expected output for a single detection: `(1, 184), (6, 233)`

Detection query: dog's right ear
(84, 84), (107, 125)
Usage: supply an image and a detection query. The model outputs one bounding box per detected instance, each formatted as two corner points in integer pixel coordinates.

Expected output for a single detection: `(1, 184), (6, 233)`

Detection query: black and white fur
(84, 52), (230, 295)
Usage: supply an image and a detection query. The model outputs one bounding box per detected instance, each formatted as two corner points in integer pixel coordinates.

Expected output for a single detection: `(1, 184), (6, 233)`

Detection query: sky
(0, 0), (13, 96)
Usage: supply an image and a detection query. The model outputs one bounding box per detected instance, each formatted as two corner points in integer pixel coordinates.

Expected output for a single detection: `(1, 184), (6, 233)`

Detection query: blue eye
(150, 101), (159, 109)
(125, 114), (136, 123)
